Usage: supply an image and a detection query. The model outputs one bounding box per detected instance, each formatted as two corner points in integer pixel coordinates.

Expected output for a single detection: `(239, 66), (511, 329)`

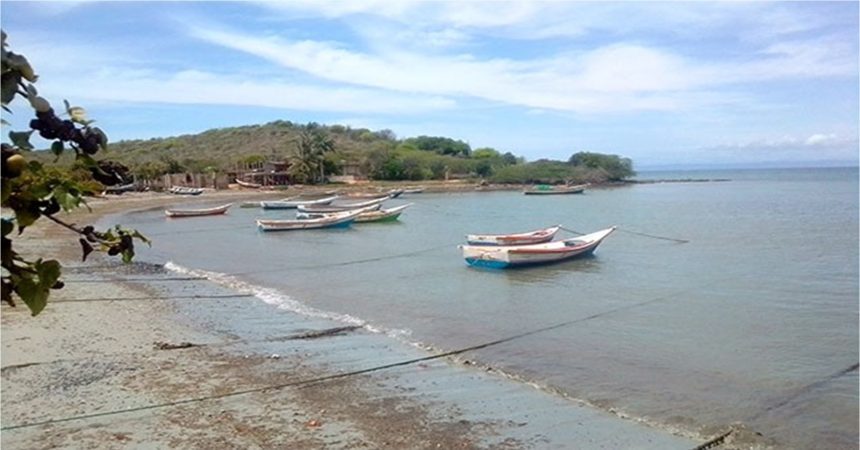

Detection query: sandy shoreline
(2, 190), (710, 449)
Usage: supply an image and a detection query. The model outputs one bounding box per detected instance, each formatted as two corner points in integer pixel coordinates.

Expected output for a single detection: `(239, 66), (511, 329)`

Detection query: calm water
(117, 167), (859, 448)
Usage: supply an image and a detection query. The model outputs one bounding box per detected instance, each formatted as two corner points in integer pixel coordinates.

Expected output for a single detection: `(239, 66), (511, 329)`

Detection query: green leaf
(129, 229), (151, 246)
(13, 275), (48, 316)
(52, 186), (80, 211)
(9, 130), (34, 151)
(68, 106), (87, 124)
(14, 206), (39, 229)
(90, 127), (108, 150)
(35, 259), (61, 290)
(1, 71), (20, 105)
(50, 140), (64, 160)
(121, 248), (134, 264)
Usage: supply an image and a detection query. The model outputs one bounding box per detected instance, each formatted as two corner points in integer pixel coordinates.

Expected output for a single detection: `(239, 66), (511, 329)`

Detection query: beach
(0, 189), (710, 449)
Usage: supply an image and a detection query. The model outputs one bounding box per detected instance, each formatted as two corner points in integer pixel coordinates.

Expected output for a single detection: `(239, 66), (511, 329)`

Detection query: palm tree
(288, 129), (335, 184)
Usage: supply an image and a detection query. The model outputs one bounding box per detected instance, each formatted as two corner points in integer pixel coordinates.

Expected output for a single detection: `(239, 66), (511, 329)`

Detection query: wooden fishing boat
(298, 196), (388, 212)
(466, 225), (561, 246)
(235, 178), (262, 188)
(387, 189), (404, 198)
(403, 187), (425, 194)
(523, 184), (587, 195)
(165, 203), (232, 218)
(257, 210), (360, 231)
(297, 203), (382, 215)
(459, 227), (615, 269)
(355, 203), (412, 223)
(295, 204), (380, 220)
(169, 186), (204, 196)
(260, 195), (337, 209)
(240, 201), (262, 208)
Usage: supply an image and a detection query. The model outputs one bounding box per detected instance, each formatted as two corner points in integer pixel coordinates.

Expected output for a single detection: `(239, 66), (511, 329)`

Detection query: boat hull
(165, 203), (232, 218)
(257, 210), (359, 231)
(523, 184), (587, 195)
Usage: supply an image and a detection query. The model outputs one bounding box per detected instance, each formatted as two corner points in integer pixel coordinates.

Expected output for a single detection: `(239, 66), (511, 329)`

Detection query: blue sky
(2, 1), (858, 168)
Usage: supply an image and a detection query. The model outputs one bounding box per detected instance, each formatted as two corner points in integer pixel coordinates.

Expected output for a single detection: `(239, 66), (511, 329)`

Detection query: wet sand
(1, 190), (711, 449)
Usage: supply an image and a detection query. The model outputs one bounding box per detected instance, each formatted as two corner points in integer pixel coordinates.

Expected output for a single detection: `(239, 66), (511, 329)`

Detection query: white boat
(235, 178), (262, 188)
(165, 203), (232, 218)
(403, 187), (425, 194)
(466, 225), (561, 246)
(298, 196), (389, 212)
(354, 203), (412, 223)
(260, 195), (337, 209)
(295, 204), (381, 220)
(169, 186), (204, 195)
(257, 210), (361, 231)
(459, 227), (616, 269)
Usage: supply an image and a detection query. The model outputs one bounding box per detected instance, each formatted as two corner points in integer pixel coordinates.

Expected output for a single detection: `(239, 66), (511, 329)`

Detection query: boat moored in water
(256, 209), (361, 231)
(466, 225), (561, 246)
(523, 184), (587, 195)
(459, 227), (615, 268)
(260, 196), (337, 209)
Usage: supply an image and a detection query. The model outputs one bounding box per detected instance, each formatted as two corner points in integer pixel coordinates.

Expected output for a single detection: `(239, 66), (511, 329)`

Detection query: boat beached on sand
(165, 203), (232, 218)
(467, 225), (561, 246)
(459, 227), (616, 269)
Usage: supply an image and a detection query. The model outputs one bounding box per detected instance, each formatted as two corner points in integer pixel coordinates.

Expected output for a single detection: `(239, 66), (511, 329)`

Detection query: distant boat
(403, 187), (425, 194)
(355, 203), (412, 223)
(235, 178), (262, 189)
(523, 184), (587, 195)
(466, 225), (561, 246)
(260, 196), (337, 209)
(257, 210), (360, 231)
(341, 192), (393, 199)
(169, 186), (204, 196)
(240, 201), (262, 208)
(387, 189), (404, 198)
(165, 203), (232, 218)
(459, 227), (615, 269)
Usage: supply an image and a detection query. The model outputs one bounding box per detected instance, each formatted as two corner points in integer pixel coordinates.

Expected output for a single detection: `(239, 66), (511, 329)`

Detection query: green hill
(35, 120), (635, 184)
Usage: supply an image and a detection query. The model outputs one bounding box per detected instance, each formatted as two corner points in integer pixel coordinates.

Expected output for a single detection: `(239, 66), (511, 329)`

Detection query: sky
(1, 1), (858, 169)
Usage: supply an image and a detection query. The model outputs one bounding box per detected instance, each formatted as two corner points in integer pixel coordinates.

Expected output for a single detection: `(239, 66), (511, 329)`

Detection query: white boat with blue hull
(256, 209), (361, 231)
(459, 227), (615, 269)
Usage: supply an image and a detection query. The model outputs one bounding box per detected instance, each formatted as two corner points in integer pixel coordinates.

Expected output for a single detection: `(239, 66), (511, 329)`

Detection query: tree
(403, 135), (471, 157)
(288, 127), (334, 184)
(568, 151), (635, 181)
(1, 31), (148, 315)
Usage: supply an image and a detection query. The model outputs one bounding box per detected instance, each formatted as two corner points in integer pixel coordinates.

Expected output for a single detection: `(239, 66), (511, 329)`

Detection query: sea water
(120, 167), (859, 449)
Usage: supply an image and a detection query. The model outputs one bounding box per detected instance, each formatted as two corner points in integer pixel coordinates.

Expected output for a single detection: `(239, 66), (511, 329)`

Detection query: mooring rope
(560, 225), (689, 243)
(64, 276), (207, 283)
(51, 293), (255, 304)
(616, 227), (689, 244)
(0, 283), (706, 432)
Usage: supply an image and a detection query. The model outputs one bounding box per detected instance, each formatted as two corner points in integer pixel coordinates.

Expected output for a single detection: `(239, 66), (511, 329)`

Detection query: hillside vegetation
(38, 120), (635, 184)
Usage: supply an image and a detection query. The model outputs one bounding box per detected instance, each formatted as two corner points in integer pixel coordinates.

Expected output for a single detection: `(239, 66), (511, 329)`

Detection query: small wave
(163, 261), (411, 339)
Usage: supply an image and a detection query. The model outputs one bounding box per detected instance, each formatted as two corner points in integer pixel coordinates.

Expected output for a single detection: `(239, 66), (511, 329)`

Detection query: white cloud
(20, 66), (456, 115)
(186, 21), (856, 115)
(708, 133), (858, 152)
